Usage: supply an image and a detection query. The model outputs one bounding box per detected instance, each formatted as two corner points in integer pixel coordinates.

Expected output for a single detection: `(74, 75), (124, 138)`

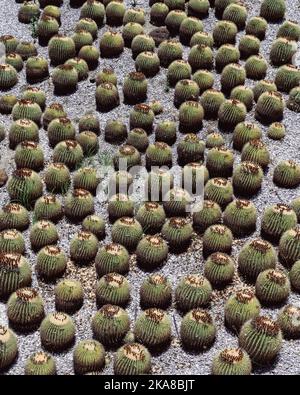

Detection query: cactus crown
(145, 235), (164, 246)
(36, 220), (52, 230)
(191, 309), (212, 324)
(0, 325), (9, 340)
(210, 224), (227, 235)
(235, 199), (251, 209)
(236, 289), (255, 303)
(77, 231), (94, 241)
(144, 202), (159, 210)
(73, 189), (90, 198)
(248, 139), (265, 149)
(103, 273), (125, 287)
(101, 304), (121, 318)
(282, 305), (300, 316)
(145, 308), (165, 323)
(16, 287), (38, 301)
(289, 227), (300, 239)
(14, 168), (33, 179)
(100, 82), (115, 90)
(266, 270), (287, 285)
(134, 103), (151, 113)
(17, 119), (33, 126)
(44, 245), (61, 256)
(251, 239), (271, 252)
(19, 141), (38, 149)
(49, 103), (64, 111)
(0, 252), (22, 268)
(123, 343), (146, 361)
(3, 204), (23, 213)
(30, 352), (51, 365)
(39, 195), (57, 205)
(149, 274), (167, 285)
(105, 243), (124, 255)
(286, 160), (298, 168)
(129, 71), (145, 81)
(273, 203), (292, 214)
(204, 200), (217, 209)
(183, 101), (201, 109)
(82, 341), (98, 352)
(119, 217), (135, 226)
(154, 142), (169, 150)
(169, 217), (188, 228)
(51, 162), (66, 170)
(212, 178), (228, 187)
(0, 64), (12, 71)
(252, 316), (280, 336)
(2, 229), (21, 239)
(50, 312), (68, 325)
(120, 145), (136, 155)
(185, 275), (204, 287)
(220, 348), (244, 363)
(210, 252), (231, 265)
(241, 161), (260, 174)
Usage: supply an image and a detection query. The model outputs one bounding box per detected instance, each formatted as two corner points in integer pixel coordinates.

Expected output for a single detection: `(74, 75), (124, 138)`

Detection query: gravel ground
(0, 0), (300, 375)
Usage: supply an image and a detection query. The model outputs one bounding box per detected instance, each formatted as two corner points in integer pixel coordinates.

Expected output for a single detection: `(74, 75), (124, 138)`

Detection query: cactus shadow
(54, 86), (77, 96)
(69, 0), (85, 8)
(252, 355), (281, 373)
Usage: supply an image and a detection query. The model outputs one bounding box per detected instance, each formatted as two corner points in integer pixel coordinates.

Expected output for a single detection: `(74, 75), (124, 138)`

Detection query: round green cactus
(0, 253), (31, 299)
(0, 203), (30, 231)
(260, 0), (286, 22)
(204, 177), (233, 209)
(114, 343), (151, 375)
(238, 238), (277, 281)
(232, 161), (263, 196)
(25, 352), (56, 376)
(70, 230), (98, 263)
(204, 252), (235, 287)
(64, 189), (94, 220)
(48, 34), (76, 65)
(44, 162), (71, 194)
(95, 243), (129, 277)
(261, 204), (297, 242)
(7, 287), (45, 331)
(73, 339), (105, 375)
(239, 316), (282, 364)
(180, 309), (216, 350)
(223, 199), (257, 236)
(193, 200), (222, 233)
(40, 312), (76, 351)
(233, 122), (262, 151)
(203, 224), (233, 257)
(134, 308), (171, 349)
(225, 289), (261, 332)
(255, 269), (290, 305)
(140, 274), (172, 309)
(161, 217), (193, 252)
(92, 304), (130, 347)
(7, 168), (43, 209)
(279, 226), (300, 267)
(175, 274), (212, 311)
(0, 326), (18, 371)
(29, 220), (59, 251)
(54, 279), (84, 313)
(277, 305), (300, 339)
(136, 235), (169, 270)
(211, 348), (252, 375)
(273, 160), (300, 188)
(96, 272), (130, 307)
